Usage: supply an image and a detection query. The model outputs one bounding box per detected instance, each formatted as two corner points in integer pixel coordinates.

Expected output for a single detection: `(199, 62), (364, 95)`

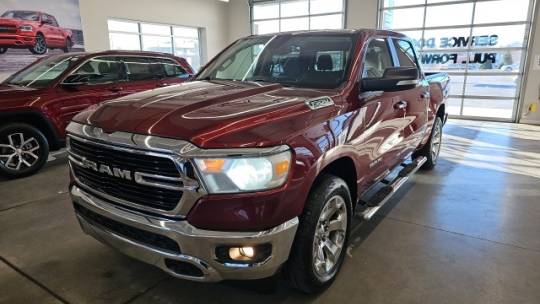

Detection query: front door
(353, 37), (407, 183)
(53, 56), (126, 131)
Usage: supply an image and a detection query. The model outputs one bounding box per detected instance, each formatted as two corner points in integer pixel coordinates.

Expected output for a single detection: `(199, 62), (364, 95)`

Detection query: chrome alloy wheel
(0, 133), (41, 171)
(34, 35), (47, 54)
(312, 195), (348, 282)
(430, 120), (443, 162)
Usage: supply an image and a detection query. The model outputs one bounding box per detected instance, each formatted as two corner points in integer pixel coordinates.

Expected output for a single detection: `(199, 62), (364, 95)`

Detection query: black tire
(0, 48), (7, 54)
(413, 116), (443, 170)
(62, 38), (72, 53)
(287, 175), (352, 294)
(0, 123), (49, 178)
(29, 33), (47, 55)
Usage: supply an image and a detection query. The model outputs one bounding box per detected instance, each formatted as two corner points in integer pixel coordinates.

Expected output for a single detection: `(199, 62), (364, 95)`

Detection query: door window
(160, 58), (190, 78)
(122, 57), (165, 81)
(47, 15), (59, 27)
(393, 39), (419, 68)
(362, 39), (394, 78)
(70, 57), (125, 84)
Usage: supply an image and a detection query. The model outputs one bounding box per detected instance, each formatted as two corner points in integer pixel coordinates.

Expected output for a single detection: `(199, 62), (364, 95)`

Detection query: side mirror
(41, 19), (52, 25)
(61, 74), (89, 87)
(361, 67), (420, 92)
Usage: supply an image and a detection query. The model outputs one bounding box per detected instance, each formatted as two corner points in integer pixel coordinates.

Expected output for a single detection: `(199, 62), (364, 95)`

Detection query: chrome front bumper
(71, 185), (298, 282)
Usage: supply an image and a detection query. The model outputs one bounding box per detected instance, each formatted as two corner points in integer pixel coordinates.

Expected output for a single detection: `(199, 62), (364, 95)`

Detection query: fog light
(229, 246), (255, 261)
(216, 244), (272, 265)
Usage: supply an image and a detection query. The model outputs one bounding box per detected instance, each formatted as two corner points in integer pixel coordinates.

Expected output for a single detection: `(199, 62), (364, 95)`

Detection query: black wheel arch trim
(0, 110), (63, 150)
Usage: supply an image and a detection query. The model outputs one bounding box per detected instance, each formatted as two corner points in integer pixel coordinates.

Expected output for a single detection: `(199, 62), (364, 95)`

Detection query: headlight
(193, 149), (291, 194)
(19, 25), (33, 31)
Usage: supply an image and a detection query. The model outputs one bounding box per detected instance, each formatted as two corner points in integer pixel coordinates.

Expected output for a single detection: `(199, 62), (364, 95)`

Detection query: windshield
(5, 55), (82, 88)
(197, 33), (356, 89)
(1, 11), (40, 21)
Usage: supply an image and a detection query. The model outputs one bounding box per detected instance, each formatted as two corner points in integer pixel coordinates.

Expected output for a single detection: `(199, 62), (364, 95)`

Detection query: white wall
(227, 0), (251, 44)
(346, 0), (378, 29)
(520, 1), (540, 124)
(79, 0), (229, 63)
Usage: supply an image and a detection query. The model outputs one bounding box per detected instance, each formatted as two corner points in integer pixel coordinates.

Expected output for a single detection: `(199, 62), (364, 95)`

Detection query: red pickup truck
(0, 10), (72, 55)
(0, 51), (194, 178)
(67, 30), (449, 293)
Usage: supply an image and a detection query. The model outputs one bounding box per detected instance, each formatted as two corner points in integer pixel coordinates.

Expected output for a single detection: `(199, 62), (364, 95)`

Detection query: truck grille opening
(69, 137), (183, 211)
(0, 25), (17, 33)
(74, 203), (181, 254)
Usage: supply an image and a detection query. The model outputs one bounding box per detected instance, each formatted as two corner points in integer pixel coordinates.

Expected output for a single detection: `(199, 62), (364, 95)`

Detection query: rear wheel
(0, 48), (7, 54)
(0, 124), (49, 178)
(287, 175), (351, 294)
(414, 116), (443, 170)
(29, 33), (47, 55)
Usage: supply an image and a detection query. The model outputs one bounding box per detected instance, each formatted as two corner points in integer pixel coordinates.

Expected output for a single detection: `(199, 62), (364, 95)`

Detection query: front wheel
(414, 116), (443, 170)
(0, 48), (7, 54)
(29, 33), (47, 55)
(0, 124), (49, 178)
(287, 175), (351, 294)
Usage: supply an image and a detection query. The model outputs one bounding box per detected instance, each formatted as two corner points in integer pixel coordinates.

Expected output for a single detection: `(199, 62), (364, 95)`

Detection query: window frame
(391, 38), (421, 69)
(359, 37), (397, 80)
(249, 0), (347, 34)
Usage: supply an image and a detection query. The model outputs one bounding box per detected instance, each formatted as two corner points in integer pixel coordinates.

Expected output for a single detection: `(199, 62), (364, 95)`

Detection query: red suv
(0, 10), (73, 55)
(0, 50), (194, 178)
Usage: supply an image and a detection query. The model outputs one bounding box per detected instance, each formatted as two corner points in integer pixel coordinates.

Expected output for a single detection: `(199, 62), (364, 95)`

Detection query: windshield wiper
(198, 76), (215, 81)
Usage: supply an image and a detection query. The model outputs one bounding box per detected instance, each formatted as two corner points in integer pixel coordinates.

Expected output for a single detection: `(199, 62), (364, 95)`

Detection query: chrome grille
(68, 136), (183, 212)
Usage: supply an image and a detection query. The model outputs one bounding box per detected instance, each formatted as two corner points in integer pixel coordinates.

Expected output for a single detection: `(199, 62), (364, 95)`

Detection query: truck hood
(75, 80), (338, 148)
(0, 18), (31, 26)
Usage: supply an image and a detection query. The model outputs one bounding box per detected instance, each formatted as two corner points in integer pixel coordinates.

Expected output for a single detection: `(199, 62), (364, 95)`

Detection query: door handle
(394, 100), (408, 110)
(109, 86), (123, 92)
(157, 83), (169, 88)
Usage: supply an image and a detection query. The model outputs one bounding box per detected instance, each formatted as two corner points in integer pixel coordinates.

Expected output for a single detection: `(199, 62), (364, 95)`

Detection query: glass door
(379, 0), (535, 122)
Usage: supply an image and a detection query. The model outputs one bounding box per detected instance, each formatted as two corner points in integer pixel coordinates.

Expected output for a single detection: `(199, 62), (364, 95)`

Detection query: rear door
(389, 38), (429, 160)
(119, 56), (165, 94)
(53, 56), (127, 131)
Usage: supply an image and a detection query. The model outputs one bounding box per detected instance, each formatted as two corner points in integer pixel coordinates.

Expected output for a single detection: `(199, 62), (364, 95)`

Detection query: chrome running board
(359, 156), (427, 220)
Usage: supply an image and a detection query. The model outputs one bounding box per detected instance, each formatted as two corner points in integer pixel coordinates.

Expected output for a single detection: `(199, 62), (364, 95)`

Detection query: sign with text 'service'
(411, 34), (501, 66)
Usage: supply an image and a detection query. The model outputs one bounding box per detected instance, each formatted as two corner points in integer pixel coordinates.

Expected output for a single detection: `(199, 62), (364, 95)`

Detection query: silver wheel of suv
(30, 34), (47, 55)
(312, 195), (347, 282)
(0, 132), (41, 171)
(430, 119), (443, 162)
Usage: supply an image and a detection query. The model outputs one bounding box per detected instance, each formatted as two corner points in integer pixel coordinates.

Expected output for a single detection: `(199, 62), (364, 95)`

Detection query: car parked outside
(0, 50), (194, 178)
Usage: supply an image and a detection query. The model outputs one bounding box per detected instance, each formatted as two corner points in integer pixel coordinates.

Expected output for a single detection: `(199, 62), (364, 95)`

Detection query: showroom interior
(1, 0), (540, 302)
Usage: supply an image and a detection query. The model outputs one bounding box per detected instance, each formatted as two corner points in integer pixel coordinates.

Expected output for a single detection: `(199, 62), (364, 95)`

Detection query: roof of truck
(250, 29), (407, 38)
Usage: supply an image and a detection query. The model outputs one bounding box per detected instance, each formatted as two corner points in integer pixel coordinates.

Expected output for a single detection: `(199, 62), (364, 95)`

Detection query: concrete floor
(1, 119), (540, 304)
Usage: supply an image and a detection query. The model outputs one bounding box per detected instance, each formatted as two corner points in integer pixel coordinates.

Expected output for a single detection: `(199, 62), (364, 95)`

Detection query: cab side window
(393, 39), (418, 68)
(362, 39), (393, 79)
(161, 59), (190, 78)
(70, 57), (125, 84)
(48, 15), (59, 27)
